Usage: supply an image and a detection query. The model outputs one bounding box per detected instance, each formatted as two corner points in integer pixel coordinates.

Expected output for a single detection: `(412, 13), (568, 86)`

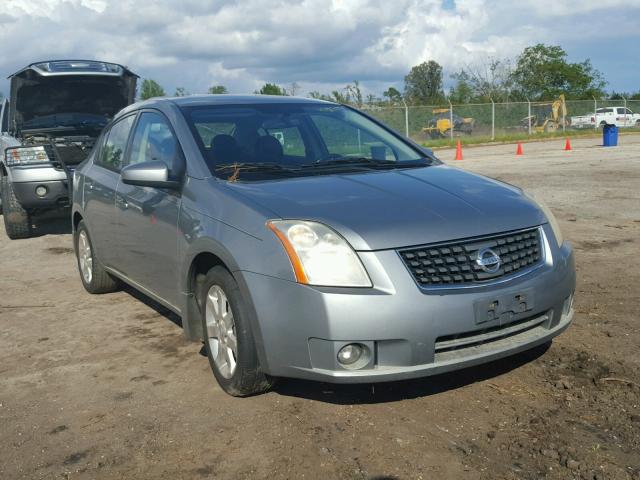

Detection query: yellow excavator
(423, 108), (475, 139)
(521, 95), (569, 133)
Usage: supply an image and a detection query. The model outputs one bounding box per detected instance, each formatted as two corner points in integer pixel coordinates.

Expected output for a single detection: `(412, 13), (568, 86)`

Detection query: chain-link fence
(361, 99), (640, 144)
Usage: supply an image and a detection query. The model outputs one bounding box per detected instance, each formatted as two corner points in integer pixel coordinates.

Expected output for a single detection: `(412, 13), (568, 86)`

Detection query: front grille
(399, 227), (542, 288)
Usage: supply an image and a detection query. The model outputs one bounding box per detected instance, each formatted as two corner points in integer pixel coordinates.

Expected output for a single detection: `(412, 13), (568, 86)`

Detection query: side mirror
(121, 161), (181, 189)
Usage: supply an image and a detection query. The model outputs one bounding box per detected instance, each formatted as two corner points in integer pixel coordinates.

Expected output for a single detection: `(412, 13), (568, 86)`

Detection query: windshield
(181, 103), (431, 181)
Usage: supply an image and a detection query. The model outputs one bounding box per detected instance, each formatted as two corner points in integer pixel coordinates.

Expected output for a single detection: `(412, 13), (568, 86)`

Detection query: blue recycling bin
(603, 124), (618, 147)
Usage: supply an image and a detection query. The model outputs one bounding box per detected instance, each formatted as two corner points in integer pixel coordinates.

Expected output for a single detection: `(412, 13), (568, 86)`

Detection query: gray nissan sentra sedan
(71, 95), (575, 396)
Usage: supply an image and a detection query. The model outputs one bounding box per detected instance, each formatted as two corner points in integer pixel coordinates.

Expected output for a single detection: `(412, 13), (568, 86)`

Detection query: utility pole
(491, 98), (495, 140)
(448, 99), (454, 142)
(401, 98), (409, 138)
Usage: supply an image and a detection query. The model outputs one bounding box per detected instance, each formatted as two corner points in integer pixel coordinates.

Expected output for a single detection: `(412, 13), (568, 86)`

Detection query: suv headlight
(267, 220), (372, 287)
(5, 146), (51, 166)
(525, 191), (564, 247)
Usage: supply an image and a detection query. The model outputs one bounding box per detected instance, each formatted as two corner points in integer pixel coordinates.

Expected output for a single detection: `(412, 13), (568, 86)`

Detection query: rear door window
(97, 115), (135, 171)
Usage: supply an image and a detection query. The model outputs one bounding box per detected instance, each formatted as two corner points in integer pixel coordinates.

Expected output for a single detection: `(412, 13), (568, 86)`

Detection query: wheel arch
(180, 240), (241, 342)
(72, 211), (83, 231)
(180, 243), (270, 372)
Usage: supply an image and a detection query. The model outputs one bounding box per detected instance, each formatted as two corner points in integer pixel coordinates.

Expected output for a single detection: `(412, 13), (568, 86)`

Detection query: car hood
(225, 165), (546, 251)
(9, 70), (137, 136)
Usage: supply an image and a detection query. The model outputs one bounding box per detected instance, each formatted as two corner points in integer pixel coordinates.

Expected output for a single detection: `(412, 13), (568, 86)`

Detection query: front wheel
(74, 220), (120, 294)
(1, 176), (32, 239)
(200, 266), (275, 396)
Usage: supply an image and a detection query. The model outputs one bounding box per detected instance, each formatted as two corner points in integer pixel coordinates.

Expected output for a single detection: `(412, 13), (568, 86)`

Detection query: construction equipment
(521, 95), (569, 133)
(423, 108), (475, 139)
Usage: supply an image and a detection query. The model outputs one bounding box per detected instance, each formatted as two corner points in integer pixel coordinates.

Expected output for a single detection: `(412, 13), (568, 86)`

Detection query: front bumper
(238, 224), (576, 383)
(7, 165), (69, 208)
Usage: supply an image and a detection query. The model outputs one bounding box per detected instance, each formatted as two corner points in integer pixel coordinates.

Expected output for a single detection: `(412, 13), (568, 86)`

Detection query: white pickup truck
(571, 106), (640, 129)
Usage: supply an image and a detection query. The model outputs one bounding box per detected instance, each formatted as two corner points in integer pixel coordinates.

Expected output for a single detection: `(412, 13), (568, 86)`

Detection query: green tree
(365, 93), (378, 105)
(330, 90), (348, 103)
(448, 71), (475, 104)
(257, 83), (287, 95)
(404, 60), (445, 105)
(345, 81), (363, 107)
(208, 85), (228, 94)
(174, 87), (187, 97)
(511, 44), (606, 100)
(450, 59), (514, 103)
(610, 90), (640, 100)
(308, 91), (330, 100)
(383, 86), (402, 104)
(140, 79), (166, 100)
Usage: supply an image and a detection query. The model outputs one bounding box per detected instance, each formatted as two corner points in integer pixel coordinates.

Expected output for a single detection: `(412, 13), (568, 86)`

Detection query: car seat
(254, 135), (283, 164)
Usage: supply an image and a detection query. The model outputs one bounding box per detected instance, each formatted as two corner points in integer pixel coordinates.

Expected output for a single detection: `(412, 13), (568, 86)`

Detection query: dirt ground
(1, 135), (639, 480)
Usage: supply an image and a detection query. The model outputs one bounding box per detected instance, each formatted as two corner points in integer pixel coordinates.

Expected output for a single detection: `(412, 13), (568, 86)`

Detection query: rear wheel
(1, 176), (32, 239)
(74, 220), (120, 294)
(200, 266), (274, 396)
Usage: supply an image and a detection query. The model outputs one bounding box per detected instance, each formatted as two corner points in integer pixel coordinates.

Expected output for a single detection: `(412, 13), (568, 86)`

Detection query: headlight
(524, 191), (564, 247)
(5, 146), (51, 166)
(267, 220), (372, 287)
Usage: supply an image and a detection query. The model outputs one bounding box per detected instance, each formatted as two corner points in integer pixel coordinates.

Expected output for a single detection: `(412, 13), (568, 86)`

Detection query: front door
(115, 111), (185, 308)
(83, 114), (136, 267)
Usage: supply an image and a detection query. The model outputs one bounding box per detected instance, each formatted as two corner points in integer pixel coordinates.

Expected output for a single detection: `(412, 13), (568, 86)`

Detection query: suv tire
(200, 266), (275, 396)
(1, 176), (32, 239)
(74, 220), (120, 294)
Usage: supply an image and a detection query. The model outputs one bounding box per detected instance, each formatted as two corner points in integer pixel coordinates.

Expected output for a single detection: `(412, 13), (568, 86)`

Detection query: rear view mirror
(121, 161), (181, 189)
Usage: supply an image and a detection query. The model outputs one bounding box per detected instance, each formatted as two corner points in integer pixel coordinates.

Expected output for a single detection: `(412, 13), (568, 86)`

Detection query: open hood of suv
(8, 60), (138, 136)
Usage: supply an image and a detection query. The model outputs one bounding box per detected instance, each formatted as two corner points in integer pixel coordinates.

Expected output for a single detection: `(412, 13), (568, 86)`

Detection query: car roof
(115, 94), (337, 118)
(168, 94), (334, 107)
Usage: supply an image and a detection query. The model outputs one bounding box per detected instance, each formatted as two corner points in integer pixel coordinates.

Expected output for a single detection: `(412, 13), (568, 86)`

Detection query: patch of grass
(418, 127), (640, 149)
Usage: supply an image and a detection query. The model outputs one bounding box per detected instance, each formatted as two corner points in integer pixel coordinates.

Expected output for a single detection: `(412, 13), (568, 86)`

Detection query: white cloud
(0, 0), (639, 96)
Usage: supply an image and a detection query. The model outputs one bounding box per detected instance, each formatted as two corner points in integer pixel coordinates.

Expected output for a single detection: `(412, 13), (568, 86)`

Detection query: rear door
(114, 110), (184, 307)
(83, 114), (136, 267)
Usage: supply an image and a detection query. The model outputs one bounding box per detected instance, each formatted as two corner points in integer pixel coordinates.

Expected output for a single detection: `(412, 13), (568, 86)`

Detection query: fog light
(35, 185), (48, 197)
(337, 343), (363, 365)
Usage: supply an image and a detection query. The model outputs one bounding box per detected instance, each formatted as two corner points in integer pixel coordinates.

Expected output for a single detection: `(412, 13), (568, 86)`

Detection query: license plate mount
(474, 288), (535, 325)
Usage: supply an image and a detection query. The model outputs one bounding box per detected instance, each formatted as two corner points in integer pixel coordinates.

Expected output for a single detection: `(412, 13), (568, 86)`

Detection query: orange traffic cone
(565, 137), (572, 151)
(516, 142), (523, 155)
(455, 140), (463, 160)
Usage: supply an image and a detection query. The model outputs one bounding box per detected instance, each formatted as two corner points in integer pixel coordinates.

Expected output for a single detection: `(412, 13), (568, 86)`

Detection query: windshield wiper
(214, 162), (298, 180)
(302, 157), (433, 169)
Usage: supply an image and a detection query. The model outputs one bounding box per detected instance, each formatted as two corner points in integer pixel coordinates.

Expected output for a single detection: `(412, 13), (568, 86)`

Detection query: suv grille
(399, 227), (542, 288)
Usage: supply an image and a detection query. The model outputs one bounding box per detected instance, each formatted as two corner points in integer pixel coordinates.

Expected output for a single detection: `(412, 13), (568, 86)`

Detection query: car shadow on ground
(122, 284), (183, 330)
(30, 211), (72, 237)
(273, 342), (550, 405)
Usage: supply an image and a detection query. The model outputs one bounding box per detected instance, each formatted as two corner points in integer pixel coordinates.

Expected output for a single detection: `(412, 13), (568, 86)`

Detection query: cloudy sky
(1, 0), (639, 98)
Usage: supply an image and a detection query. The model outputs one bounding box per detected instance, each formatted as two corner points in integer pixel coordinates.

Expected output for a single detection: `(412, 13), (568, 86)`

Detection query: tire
(200, 266), (275, 396)
(1, 176), (32, 239)
(74, 220), (120, 294)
